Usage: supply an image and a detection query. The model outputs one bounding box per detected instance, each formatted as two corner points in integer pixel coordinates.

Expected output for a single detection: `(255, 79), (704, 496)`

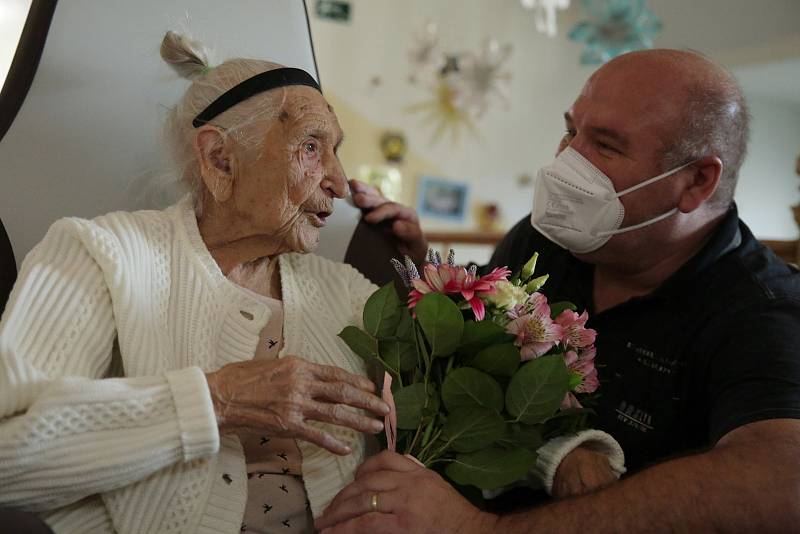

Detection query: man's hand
(315, 451), (497, 534)
(349, 179), (428, 264)
(552, 444), (619, 498)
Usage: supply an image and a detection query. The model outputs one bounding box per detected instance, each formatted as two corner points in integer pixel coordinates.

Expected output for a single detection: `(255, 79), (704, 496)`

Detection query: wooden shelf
(761, 239), (798, 264)
(426, 232), (798, 265)
(425, 230), (506, 247)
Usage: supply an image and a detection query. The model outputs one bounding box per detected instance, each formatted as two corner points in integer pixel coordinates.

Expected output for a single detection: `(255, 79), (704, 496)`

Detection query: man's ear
(193, 125), (235, 203)
(678, 155), (723, 213)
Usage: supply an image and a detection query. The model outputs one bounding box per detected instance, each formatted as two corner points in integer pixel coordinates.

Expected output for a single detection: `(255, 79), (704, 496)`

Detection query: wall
(735, 96), (800, 239)
(0, 0), (321, 266)
(310, 0), (592, 237)
(309, 0), (800, 254)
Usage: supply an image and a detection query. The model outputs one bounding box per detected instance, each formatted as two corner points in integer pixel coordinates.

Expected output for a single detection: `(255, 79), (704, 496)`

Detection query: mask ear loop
(595, 208), (678, 237)
(596, 160), (697, 237)
(611, 159), (697, 199)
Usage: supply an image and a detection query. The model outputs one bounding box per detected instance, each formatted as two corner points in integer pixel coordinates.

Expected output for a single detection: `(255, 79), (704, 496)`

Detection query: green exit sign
(316, 0), (351, 22)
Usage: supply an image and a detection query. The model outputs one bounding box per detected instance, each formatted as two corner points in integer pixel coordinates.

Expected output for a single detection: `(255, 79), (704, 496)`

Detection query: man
(316, 49), (800, 532)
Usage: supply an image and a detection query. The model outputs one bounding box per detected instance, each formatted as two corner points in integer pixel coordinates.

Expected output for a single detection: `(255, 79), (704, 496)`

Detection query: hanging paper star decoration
(569, 0), (662, 65)
(520, 0), (571, 37)
(458, 39), (513, 117)
(406, 23), (513, 144)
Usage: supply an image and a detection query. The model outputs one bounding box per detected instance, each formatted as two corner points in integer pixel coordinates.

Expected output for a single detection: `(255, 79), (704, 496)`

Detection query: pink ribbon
(381, 371), (397, 452)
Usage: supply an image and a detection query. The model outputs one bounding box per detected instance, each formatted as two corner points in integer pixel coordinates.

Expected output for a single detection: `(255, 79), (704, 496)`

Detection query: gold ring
(370, 492), (379, 513)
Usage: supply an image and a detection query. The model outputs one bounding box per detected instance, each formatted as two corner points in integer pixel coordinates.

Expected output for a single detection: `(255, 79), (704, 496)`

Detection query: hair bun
(160, 31), (211, 80)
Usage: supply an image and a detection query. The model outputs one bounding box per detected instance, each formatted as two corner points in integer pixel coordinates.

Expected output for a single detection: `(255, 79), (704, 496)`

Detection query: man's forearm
(495, 436), (799, 533)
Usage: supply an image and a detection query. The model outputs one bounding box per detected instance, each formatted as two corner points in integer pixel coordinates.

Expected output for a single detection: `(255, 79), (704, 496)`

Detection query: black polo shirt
(485, 206), (800, 472)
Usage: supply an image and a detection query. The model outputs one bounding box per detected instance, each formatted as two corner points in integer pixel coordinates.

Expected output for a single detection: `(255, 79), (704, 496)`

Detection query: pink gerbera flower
(505, 293), (564, 360)
(408, 264), (510, 321)
(555, 310), (597, 349)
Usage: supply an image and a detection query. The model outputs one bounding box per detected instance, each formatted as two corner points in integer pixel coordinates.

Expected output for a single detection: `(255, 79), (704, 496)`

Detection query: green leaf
(549, 301), (577, 319)
(445, 447), (538, 490)
(442, 368), (504, 412)
(395, 309), (414, 341)
(378, 339), (418, 374)
(415, 293), (464, 357)
(441, 407), (506, 453)
(467, 343), (521, 377)
(363, 283), (403, 338)
(393, 383), (429, 429)
(506, 354), (571, 424)
(338, 326), (379, 362)
(457, 320), (511, 356)
(496, 423), (544, 450)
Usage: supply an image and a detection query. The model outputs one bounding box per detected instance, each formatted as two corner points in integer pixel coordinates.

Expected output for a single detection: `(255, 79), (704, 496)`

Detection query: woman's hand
(205, 356), (389, 455)
(349, 179), (428, 264)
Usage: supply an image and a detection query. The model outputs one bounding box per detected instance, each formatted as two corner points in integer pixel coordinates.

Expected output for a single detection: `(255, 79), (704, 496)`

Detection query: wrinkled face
(230, 86), (347, 253)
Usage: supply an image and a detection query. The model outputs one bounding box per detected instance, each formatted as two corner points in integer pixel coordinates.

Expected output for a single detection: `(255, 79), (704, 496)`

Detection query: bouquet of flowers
(338, 250), (598, 491)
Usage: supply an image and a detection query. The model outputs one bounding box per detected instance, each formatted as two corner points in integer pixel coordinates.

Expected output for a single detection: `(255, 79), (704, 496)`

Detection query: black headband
(192, 67), (321, 128)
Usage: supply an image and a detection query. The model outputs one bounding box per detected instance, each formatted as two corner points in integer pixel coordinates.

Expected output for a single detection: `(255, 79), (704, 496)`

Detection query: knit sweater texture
(0, 197), (376, 533)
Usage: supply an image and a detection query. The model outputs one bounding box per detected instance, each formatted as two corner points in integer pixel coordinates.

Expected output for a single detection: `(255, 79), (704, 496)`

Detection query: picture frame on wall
(416, 176), (469, 222)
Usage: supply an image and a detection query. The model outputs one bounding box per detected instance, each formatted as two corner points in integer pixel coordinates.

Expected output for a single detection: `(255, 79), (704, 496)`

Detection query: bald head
(587, 49), (750, 207)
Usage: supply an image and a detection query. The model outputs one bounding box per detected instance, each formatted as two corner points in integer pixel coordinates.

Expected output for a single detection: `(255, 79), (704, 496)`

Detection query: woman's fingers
(352, 192), (387, 210)
(312, 361), (377, 393)
(349, 178), (381, 197)
(306, 400), (384, 434)
(314, 381), (389, 417)
(363, 203), (417, 225)
(295, 421), (352, 456)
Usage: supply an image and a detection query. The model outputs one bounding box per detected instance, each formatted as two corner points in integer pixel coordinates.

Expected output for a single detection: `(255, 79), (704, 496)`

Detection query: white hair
(160, 31), (286, 215)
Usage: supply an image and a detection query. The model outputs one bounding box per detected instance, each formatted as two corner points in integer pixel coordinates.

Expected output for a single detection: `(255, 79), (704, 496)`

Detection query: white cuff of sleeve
(532, 429), (626, 495)
(166, 366), (220, 462)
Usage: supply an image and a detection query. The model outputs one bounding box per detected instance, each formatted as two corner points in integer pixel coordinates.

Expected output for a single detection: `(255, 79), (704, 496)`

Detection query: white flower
(485, 281), (528, 310)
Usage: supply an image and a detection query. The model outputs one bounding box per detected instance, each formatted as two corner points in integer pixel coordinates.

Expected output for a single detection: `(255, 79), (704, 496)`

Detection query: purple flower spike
(390, 258), (411, 287)
(447, 249), (456, 266)
(404, 255), (420, 280)
(427, 248), (436, 264)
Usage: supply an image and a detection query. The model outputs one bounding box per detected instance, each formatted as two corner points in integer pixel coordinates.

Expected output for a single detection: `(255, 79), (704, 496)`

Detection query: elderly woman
(0, 32), (389, 534)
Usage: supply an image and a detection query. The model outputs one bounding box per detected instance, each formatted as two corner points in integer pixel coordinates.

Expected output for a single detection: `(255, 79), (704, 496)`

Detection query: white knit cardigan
(0, 197), (377, 533)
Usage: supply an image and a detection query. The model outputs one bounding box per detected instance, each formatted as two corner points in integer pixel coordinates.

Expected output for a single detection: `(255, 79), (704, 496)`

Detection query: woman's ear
(677, 155), (723, 213)
(193, 125), (235, 203)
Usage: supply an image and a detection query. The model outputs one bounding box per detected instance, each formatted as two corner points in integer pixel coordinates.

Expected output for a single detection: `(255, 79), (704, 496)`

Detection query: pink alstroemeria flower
(564, 347), (599, 393)
(561, 392), (583, 410)
(560, 346), (599, 410)
(555, 309), (597, 349)
(505, 293), (564, 360)
(408, 264), (511, 321)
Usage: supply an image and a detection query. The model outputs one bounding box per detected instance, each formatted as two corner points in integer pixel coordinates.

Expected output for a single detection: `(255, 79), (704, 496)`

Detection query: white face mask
(531, 147), (695, 254)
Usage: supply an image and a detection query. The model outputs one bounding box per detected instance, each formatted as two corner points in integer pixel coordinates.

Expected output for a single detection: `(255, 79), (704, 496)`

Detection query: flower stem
(406, 423), (424, 455)
(416, 428), (443, 464)
(422, 439), (452, 465)
(445, 354), (455, 375)
(420, 415), (437, 448)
